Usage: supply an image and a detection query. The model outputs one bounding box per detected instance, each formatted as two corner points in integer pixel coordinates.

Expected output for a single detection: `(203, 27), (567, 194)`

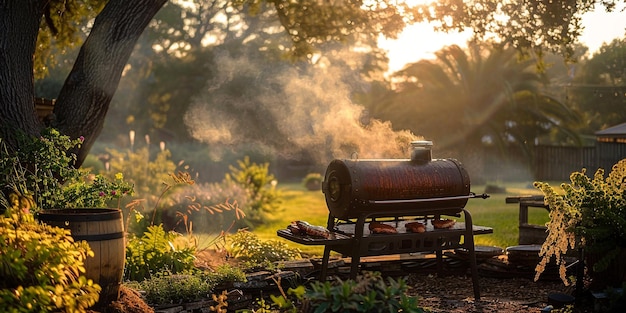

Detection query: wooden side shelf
(279, 208), (492, 300)
(506, 195), (549, 245)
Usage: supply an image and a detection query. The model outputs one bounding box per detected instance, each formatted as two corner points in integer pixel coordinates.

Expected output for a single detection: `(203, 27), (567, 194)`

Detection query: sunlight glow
(380, 2), (626, 75)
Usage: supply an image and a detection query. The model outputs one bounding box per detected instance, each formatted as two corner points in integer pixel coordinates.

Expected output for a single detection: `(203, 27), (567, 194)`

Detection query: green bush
(124, 224), (197, 281)
(128, 265), (246, 306)
(305, 272), (425, 313)
(225, 156), (282, 228)
(0, 129), (132, 213)
(81, 153), (106, 173)
(106, 147), (177, 208)
(162, 180), (248, 233)
(534, 159), (626, 285)
(133, 273), (211, 305)
(0, 210), (101, 312)
(229, 230), (301, 271)
(302, 173), (322, 191)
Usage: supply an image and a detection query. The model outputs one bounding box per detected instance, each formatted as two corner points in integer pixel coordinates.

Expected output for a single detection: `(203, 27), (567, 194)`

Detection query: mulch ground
(105, 274), (584, 313)
(98, 249), (607, 313)
(407, 274), (573, 312)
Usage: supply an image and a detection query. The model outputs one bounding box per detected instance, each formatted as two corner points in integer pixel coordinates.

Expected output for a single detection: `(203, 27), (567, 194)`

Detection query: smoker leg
(320, 214), (336, 281)
(320, 246), (331, 281)
(350, 254), (361, 279)
(436, 238), (444, 275)
(349, 217), (367, 279)
(463, 208), (481, 300)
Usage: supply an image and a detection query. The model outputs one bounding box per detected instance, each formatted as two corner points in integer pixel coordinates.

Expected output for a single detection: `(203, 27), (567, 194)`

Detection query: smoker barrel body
(279, 152), (489, 300)
(322, 158), (471, 220)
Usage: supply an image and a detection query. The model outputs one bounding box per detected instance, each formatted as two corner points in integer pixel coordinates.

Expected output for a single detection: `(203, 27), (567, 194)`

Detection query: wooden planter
(37, 208), (126, 308)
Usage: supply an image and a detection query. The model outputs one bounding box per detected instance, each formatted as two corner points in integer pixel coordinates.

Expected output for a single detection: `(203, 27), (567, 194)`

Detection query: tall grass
(251, 182), (549, 257)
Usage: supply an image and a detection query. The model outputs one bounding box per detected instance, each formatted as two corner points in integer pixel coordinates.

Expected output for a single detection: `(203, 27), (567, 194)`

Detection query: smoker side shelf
(328, 222), (493, 257)
(279, 223), (493, 258)
(276, 229), (353, 246)
(334, 220), (493, 237)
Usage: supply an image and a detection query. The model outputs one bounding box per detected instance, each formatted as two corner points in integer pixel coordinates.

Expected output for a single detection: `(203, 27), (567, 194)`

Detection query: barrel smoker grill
(277, 142), (492, 299)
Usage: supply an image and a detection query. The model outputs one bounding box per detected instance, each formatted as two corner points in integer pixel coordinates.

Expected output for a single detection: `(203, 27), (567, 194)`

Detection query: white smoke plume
(184, 51), (421, 164)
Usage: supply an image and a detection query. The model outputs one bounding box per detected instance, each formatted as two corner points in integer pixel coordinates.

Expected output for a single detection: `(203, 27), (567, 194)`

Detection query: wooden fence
(480, 142), (626, 182)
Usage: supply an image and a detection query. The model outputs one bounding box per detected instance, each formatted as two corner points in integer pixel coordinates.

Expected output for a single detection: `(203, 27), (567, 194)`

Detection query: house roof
(595, 122), (626, 137)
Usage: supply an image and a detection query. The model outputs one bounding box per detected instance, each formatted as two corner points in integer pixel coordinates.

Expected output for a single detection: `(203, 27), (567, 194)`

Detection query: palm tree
(369, 43), (581, 175)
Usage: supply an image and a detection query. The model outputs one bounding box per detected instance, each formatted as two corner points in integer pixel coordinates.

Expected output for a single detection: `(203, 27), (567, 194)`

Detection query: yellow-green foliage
(106, 147), (177, 203)
(124, 224), (197, 282)
(130, 265), (246, 306)
(534, 159), (626, 285)
(0, 130), (133, 213)
(229, 230), (301, 270)
(225, 156), (282, 228)
(0, 211), (101, 312)
(302, 173), (322, 191)
(305, 272), (424, 313)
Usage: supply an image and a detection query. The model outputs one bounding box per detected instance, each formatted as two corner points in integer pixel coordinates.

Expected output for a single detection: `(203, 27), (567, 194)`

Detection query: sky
(379, 5), (626, 73)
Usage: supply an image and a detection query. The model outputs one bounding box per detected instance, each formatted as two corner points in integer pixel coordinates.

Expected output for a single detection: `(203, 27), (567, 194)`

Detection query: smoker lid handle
(472, 192), (490, 199)
(368, 192), (490, 204)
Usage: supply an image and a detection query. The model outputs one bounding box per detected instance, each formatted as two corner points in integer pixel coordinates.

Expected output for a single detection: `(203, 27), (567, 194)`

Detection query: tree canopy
(1, 0), (623, 168)
(367, 43), (582, 159)
(571, 37), (626, 132)
(411, 0), (623, 60)
(0, 0), (411, 167)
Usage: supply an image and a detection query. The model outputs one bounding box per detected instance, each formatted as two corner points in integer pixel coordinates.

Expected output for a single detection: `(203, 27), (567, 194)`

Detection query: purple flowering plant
(62, 172), (133, 208)
(0, 128), (133, 213)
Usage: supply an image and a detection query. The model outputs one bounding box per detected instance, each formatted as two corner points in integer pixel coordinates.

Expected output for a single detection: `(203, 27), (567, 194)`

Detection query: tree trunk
(55, 0), (167, 167)
(0, 1), (46, 144)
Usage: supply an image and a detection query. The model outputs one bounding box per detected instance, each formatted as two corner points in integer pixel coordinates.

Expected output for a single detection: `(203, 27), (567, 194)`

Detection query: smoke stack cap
(410, 140), (433, 162)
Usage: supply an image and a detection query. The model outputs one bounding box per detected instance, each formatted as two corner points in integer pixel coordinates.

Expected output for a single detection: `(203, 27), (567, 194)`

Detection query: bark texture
(55, 0), (167, 166)
(0, 0), (46, 144)
(0, 0), (166, 167)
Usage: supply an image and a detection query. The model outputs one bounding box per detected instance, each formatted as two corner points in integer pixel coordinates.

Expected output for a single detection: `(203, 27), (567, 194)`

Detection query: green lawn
(249, 182), (551, 257)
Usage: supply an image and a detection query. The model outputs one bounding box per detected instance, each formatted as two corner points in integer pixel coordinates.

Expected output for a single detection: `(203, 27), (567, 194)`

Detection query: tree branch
(55, 0), (167, 167)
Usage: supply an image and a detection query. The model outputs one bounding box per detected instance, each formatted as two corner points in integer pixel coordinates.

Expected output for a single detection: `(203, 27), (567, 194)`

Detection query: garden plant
(0, 201), (100, 312)
(534, 159), (626, 290)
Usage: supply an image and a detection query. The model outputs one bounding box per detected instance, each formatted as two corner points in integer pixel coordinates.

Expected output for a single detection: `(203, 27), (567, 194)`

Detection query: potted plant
(0, 128), (133, 307)
(534, 159), (626, 290)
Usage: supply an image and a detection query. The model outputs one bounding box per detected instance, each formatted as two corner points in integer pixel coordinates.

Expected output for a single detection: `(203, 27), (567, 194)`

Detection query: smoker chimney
(410, 140), (433, 163)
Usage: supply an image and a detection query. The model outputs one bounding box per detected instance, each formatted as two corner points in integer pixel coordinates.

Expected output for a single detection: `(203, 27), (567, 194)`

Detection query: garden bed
(105, 273), (575, 313)
(100, 249), (595, 313)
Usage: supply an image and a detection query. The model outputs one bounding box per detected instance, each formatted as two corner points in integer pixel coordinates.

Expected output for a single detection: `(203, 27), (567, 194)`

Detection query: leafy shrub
(81, 153), (106, 173)
(124, 224), (197, 281)
(302, 173), (322, 191)
(133, 273), (211, 306)
(229, 230), (301, 270)
(225, 156), (282, 228)
(161, 180), (247, 233)
(61, 172), (133, 209)
(238, 285), (306, 313)
(305, 272), (425, 313)
(106, 147), (177, 209)
(204, 264), (247, 287)
(534, 159), (626, 285)
(0, 210), (101, 312)
(127, 265), (246, 306)
(0, 130), (132, 213)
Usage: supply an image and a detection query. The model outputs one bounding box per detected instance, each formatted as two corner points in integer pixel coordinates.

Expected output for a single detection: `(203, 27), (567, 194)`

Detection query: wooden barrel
(37, 208), (125, 307)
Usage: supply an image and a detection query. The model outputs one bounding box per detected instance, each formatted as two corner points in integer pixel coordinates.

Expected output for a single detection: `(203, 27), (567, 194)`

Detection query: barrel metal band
(72, 232), (125, 242)
(36, 209), (122, 222)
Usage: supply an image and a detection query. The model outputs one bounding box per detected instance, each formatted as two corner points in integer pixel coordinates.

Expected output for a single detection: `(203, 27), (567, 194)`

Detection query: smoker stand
(278, 207), (492, 300)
